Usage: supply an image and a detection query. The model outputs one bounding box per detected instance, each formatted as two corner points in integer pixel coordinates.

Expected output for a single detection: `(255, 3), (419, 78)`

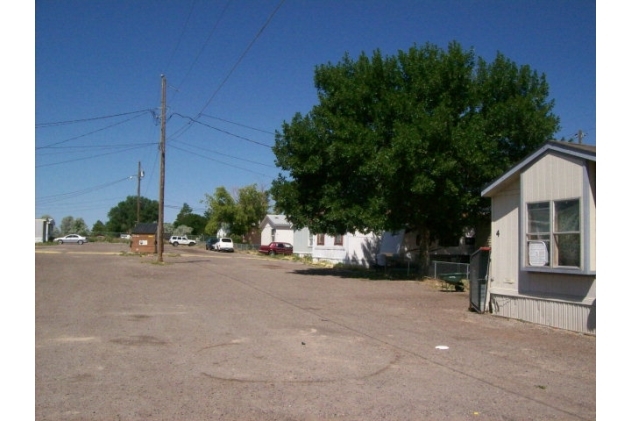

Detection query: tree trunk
(417, 225), (431, 277)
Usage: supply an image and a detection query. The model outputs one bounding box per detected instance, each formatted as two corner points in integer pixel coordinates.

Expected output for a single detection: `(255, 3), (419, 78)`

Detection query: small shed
(130, 223), (158, 253)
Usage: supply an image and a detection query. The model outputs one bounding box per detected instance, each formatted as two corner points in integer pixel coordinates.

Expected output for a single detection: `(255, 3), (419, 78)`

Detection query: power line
(35, 144), (152, 168)
(172, 0), (233, 98)
(200, 113), (276, 135)
(164, 0), (199, 75)
(176, 138), (276, 168)
(169, 143), (274, 178)
(172, 113), (273, 148)
(35, 109), (153, 128)
(168, 0), (286, 142)
(194, 0), (286, 118)
(36, 176), (136, 205)
(36, 111), (153, 149)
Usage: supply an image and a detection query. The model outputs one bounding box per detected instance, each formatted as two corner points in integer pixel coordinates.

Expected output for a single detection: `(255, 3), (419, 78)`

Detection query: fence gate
(469, 247), (490, 313)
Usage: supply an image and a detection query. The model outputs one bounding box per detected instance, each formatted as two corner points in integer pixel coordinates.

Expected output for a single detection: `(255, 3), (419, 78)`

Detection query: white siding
(312, 232), (378, 267)
(521, 152), (584, 202)
(488, 180), (520, 295)
(260, 223), (293, 245)
(292, 227), (312, 256)
(260, 224), (274, 245)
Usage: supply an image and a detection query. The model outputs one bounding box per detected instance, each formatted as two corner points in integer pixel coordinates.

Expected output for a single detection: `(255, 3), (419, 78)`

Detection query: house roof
(481, 140), (596, 198)
(259, 214), (292, 229)
(132, 223), (158, 234)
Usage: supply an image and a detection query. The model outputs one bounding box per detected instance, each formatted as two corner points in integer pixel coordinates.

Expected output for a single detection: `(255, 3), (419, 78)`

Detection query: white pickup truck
(168, 235), (197, 246)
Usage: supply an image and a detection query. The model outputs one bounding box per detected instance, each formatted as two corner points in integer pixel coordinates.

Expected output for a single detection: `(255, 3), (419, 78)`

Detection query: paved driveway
(36, 243), (595, 420)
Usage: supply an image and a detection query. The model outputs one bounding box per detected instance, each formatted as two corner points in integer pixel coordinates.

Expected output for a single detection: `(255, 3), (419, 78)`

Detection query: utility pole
(157, 75), (166, 262)
(136, 161), (143, 224)
(577, 129), (585, 144)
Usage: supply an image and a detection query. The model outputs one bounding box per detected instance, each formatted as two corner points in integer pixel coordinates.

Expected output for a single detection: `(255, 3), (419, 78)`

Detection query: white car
(169, 235), (196, 246)
(57, 234), (88, 245)
(215, 238), (234, 252)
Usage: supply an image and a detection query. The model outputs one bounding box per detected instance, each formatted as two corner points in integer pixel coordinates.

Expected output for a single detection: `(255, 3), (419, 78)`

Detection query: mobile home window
(317, 234), (325, 245)
(526, 199), (580, 269)
(334, 234), (343, 246)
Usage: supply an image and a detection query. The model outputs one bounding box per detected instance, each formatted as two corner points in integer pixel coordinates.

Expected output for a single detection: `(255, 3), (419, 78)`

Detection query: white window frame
(525, 198), (582, 271)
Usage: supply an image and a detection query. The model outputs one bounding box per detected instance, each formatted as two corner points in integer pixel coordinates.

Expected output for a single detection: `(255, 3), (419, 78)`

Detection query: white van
(215, 238), (234, 252)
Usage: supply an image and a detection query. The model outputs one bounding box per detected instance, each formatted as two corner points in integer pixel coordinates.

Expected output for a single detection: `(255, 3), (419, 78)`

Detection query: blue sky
(34, 0), (596, 229)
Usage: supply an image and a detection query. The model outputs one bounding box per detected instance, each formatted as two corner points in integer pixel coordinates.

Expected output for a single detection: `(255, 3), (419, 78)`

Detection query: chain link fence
(430, 260), (470, 280)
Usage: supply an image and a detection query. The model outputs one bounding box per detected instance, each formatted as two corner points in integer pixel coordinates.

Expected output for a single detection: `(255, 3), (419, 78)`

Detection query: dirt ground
(35, 242), (596, 420)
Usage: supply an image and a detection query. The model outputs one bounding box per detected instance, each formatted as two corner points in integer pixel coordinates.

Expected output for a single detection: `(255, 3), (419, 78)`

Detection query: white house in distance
(259, 214), (312, 256)
(481, 140), (596, 334)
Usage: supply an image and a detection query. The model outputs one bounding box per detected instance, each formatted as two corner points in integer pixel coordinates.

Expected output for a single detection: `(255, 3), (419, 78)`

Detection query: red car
(258, 242), (294, 256)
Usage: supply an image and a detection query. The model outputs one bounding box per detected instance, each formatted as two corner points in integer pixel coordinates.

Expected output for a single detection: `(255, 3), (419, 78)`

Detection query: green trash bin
(438, 272), (468, 291)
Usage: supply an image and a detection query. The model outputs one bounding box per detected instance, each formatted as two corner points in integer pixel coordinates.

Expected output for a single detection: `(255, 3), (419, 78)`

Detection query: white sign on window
(528, 241), (548, 266)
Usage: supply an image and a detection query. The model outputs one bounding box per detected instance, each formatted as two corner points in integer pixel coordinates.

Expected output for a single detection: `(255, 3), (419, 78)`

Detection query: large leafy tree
(173, 203), (207, 235)
(271, 41), (559, 273)
(204, 184), (269, 238)
(106, 196), (159, 233)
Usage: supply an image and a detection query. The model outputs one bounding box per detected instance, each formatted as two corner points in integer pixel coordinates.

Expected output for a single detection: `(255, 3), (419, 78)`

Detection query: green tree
(204, 187), (236, 236)
(233, 185), (270, 237)
(174, 203), (207, 235)
(270, 42), (559, 274)
(106, 196), (159, 233)
(91, 220), (106, 235)
(204, 184), (270, 238)
(59, 216), (89, 236)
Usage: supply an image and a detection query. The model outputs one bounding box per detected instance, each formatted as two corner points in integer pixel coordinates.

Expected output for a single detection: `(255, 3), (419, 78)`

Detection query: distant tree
(92, 220), (106, 235)
(233, 185), (270, 237)
(173, 203), (207, 235)
(163, 222), (174, 237)
(271, 41), (560, 274)
(204, 187), (236, 236)
(106, 196), (158, 233)
(59, 216), (89, 236)
(172, 225), (193, 236)
(203, 184), (269, 238)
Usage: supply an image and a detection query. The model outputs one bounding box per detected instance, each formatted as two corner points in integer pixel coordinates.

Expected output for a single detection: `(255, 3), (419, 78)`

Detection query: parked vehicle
(259, 242), (293, 256)
(120, 234), (131, 240)
(57, 234), (88, 245)
(206, 237), (219, 250)
(169, 235), (196, 246)
(215, 238), (234, 252)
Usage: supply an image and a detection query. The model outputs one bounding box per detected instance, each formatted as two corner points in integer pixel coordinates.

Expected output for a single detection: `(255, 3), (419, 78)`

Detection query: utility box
(130, 223), (158, 254)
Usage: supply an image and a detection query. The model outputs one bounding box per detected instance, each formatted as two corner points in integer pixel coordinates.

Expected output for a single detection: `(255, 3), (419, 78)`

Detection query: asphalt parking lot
(35, 242), (596, 420)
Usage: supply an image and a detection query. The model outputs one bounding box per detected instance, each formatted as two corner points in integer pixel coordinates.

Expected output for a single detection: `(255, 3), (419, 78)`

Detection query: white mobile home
(35, 218), (55, 243)
(312, 232), (380, 268)
(481, 141), (596, 334)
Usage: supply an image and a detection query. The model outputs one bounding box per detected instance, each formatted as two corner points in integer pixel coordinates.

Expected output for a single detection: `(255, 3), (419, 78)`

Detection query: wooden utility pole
(157, 75), (166, 262)
(577, 129), (585, 144)
(136, 161), (142, 224)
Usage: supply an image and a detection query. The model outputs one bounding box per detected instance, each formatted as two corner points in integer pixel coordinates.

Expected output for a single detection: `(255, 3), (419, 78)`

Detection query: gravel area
(35, 243), (596, 420)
